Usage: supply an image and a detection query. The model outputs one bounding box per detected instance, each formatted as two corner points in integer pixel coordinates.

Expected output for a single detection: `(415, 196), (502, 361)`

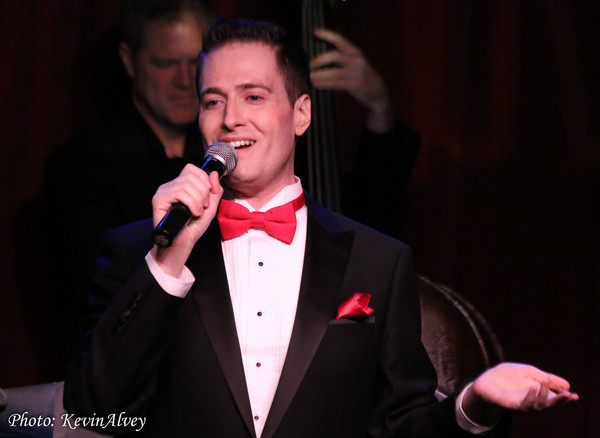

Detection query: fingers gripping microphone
(152, 142), (237, 248)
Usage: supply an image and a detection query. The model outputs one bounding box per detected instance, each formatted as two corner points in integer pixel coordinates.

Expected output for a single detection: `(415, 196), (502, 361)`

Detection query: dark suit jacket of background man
(64, 195), (476, 438)
(43, 102), (203, 373)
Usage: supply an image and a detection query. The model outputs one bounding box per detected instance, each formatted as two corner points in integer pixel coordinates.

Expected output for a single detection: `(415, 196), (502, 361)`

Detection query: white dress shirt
(221, 180), (306, 437)
(147, 179), (306, 438)
(145, 178), (490, 436)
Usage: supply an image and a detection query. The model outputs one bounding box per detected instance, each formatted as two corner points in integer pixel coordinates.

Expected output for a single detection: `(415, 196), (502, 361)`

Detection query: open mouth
(227, 140), (256, 150)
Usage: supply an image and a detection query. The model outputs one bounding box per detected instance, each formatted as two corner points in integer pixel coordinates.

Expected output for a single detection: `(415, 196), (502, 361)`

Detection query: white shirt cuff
(455, 382), (494, 435)
(145, 251), (194, 298)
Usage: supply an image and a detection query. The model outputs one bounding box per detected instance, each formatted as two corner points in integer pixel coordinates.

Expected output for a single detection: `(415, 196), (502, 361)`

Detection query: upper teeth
(228, 140), (255, 148)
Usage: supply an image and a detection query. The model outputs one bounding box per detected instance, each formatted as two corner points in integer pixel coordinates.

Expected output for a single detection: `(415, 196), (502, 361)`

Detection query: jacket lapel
(186, 221), (256, 437)
(261, 198), (354, 438)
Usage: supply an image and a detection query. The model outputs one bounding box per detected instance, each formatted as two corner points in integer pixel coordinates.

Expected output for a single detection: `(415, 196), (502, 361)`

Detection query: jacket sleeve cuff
(455, 382), (495, 435)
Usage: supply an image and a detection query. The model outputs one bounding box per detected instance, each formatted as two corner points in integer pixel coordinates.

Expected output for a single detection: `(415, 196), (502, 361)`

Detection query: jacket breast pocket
(328, 315), (375, 325)
(307, 317), (378, 402)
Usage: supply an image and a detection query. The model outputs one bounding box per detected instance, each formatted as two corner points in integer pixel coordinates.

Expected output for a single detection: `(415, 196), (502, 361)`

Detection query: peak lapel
(261, 200), (354, 438)
(186, 221), (256, 437)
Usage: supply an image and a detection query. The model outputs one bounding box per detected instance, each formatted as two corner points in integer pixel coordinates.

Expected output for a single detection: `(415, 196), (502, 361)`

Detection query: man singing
(64, 18), (577, 437)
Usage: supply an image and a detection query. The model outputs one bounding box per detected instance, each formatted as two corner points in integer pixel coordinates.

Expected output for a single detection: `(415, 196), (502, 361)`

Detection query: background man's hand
(310, 28), (394, 133)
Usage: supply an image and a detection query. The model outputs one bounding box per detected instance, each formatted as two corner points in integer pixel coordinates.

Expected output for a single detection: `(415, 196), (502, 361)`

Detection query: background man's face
(123, 14), (204, 129)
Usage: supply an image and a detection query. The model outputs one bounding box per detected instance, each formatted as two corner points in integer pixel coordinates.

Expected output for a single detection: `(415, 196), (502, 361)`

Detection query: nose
(174, 62), (195, 90)
(222, 100), (245, 131)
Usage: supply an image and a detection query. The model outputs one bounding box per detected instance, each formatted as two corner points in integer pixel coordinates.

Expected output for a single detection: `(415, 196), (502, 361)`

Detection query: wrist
(365, 103), (394, 133)
(151, 245), (191, 278)
(461, 382), (505, 428)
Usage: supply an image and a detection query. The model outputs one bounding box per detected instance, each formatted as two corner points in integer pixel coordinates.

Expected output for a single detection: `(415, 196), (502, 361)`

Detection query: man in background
(44, 0), (215, 375)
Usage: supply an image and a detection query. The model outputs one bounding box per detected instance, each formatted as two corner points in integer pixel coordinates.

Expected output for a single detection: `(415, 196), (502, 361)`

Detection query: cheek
(136, 76), (162, 101)
(278, 114), (298, 143)
(256, 107), (294, 138)
(198, 113), (219, 138)
(142, 69), (172, 91)
(155, 73), (175, 92)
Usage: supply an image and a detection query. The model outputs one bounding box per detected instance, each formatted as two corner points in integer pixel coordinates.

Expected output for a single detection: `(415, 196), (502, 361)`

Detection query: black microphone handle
(152, 157), (225, 248)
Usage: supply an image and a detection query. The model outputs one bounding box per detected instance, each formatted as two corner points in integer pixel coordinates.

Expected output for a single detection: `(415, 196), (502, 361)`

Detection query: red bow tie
(218, 193), (305, 244)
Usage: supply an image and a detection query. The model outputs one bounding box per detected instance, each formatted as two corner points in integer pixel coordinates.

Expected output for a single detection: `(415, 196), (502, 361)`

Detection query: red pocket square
(336, 293), (374, 319)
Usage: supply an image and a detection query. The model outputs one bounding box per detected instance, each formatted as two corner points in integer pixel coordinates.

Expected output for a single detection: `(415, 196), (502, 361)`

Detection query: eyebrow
(199, 87), (225, 99)
(239, 83), (272, 93)
(200, 82), (273, 98)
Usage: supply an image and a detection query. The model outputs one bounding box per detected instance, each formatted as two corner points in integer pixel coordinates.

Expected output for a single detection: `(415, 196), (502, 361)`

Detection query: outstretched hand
(472, 362), (579, 410)
(309, 28), (393, 133)
(462, 362), (579, 426)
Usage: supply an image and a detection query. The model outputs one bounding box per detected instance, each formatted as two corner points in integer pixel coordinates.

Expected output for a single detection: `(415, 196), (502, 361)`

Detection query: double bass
(301, 0), (343, 212)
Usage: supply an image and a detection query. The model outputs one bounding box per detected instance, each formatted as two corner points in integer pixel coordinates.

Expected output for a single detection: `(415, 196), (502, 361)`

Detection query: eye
(247, 94), (263, 103)
(151, 59), (178, 69)
(201, 98), (222, 110)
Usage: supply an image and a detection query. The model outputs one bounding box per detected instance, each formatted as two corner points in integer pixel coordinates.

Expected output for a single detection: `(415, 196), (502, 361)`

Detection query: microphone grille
(204, 142), (238, 176)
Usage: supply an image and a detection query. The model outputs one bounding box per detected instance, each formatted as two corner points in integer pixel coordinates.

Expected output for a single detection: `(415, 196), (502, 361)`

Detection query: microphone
(152, 142), (238, 248)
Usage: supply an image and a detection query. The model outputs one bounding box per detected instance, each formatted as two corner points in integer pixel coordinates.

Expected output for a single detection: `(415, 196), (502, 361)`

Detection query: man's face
(121, 14), (204, 130)
(198, 42), (311, 203)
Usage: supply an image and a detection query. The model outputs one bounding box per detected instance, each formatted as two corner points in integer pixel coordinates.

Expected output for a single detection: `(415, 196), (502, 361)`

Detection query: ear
(293, 94), (311, 137)
(119, 41), (135, 79)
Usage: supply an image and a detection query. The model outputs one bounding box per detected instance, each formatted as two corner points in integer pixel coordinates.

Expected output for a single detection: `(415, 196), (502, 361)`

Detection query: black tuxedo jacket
(64, 196), (473, 438)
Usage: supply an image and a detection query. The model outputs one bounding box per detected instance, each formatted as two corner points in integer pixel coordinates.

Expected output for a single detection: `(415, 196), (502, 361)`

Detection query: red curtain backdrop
(1, 1), (598, 437)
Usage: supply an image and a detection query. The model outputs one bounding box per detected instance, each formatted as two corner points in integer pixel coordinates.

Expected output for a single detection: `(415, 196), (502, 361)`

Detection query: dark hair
(197, 18), (312, 105)
(121, 0), (215, 54)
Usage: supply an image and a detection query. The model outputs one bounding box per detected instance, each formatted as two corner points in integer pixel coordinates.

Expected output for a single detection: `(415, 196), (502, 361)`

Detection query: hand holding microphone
(152, 143), (237, 248)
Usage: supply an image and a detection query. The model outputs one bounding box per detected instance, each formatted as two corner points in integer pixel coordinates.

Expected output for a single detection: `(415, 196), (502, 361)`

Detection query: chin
(226, 171), (260, 193)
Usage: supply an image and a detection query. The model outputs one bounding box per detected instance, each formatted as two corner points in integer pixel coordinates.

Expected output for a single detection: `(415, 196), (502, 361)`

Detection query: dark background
(1, 1), (598, 437)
